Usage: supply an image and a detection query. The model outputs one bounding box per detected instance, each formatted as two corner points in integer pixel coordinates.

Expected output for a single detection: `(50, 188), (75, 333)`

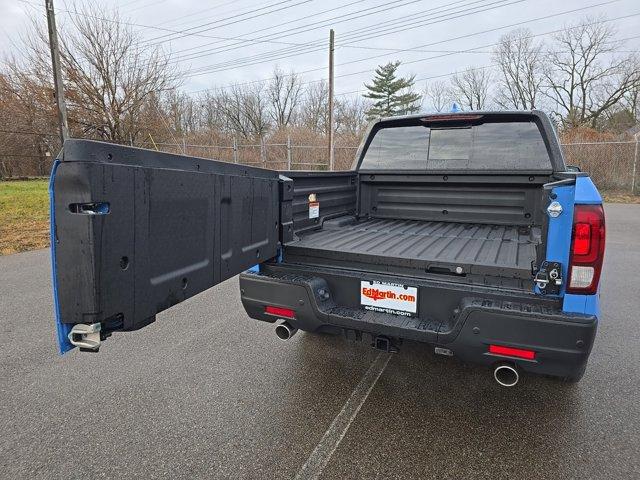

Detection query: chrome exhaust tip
(493, 363), (520, 387)
(275, 321), (298, 341)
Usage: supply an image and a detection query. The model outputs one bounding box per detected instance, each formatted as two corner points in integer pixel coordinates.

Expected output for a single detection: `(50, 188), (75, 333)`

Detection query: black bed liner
(285, 217), (540, 280)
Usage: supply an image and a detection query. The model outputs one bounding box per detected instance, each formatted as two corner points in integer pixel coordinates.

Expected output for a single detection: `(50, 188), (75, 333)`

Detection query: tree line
(426, 20), (640, 131)
(0, 4), (639, 178)
(363, 20), (639, 132)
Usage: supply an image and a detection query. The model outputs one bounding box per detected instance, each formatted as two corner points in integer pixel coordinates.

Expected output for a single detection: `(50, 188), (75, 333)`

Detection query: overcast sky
(1, 0), (639, 98)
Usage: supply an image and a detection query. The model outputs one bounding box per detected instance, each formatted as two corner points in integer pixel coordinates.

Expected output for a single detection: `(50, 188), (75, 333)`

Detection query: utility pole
(328, 29), (335, 171)
(632, 135), (639, 195)
(45, 0), (69, 147)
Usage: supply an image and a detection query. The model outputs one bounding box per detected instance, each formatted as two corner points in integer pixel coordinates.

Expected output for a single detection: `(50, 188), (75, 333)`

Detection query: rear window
(360, 121), (552, 171)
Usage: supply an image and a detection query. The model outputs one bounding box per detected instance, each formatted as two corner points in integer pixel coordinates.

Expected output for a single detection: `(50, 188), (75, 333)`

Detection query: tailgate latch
(534, 261), (562, 295)
(68, 323), (101, 352)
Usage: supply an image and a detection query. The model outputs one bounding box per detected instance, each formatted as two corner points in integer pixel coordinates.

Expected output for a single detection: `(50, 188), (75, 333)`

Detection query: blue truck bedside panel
(542, 179), (602, 317)
(541, 184), (576, 298)
(546, 176), (602, 317)
(574, 176), (603, 204)
(563, 293), (600, 317)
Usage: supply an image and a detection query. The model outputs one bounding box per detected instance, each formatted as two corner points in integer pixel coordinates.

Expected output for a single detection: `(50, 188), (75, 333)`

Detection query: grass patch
(0, 179), (50, 255)
(601, 191), (640, 204)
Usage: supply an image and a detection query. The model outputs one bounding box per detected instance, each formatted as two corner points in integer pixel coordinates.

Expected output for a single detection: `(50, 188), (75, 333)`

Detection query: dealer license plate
(360, 281), (418, 317)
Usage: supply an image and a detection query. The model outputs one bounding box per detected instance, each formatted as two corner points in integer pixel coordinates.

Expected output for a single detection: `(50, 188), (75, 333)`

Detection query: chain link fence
(2, 137), (639, 194)
(560, 141), (639, 193)
(135, 138), (358, 171)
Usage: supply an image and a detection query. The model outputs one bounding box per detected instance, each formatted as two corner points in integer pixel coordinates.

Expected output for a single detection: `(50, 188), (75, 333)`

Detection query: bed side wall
(279, 171), (357, 236)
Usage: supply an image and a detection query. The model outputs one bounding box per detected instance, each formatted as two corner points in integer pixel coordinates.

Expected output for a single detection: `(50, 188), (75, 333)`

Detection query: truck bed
(285, 217), (541, 280)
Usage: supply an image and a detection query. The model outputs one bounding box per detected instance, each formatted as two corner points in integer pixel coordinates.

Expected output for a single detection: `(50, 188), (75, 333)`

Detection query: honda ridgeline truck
(50, 111), (605, 386)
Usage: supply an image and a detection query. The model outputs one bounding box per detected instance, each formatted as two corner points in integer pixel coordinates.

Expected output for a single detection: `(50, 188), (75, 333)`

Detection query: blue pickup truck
(50, 111), (605, 386)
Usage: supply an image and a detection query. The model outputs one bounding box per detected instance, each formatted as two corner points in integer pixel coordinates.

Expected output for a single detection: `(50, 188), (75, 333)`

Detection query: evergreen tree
(363, 61), (422, 119)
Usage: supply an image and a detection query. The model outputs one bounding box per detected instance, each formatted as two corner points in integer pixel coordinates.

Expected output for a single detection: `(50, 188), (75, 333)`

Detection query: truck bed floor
(285, 217), (540, 280)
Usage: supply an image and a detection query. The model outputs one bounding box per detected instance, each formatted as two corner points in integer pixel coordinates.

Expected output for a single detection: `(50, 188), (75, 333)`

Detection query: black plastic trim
(240, 267), (596, 379)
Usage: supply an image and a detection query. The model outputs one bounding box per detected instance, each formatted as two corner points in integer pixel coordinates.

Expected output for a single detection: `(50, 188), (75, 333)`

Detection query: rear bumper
(240, 267), (597, 379)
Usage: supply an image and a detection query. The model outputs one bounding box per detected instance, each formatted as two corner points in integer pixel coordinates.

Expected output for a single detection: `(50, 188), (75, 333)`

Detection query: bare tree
(164, 90), (198, 137)
(216, 86), (251, 139)
(493, 28), (544, 109)
(197, 91), (227, 132)
(621, 56), (640, 122)
(12, 2), (180, 143)
(242, 82), (272, 138)
(217, 82), (271, 139)
(424, 80), (450, 112)
(543, 17), (640, 128)
(267, 67), (303, 129)
(335, 96), (369, 136)
(0, 63), (60, 177)
(300, 80), (329, 134)
(449, 67), (492, 110)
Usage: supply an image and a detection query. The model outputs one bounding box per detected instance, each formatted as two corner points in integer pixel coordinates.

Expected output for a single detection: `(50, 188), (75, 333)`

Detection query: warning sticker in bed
(308, 201), (319, 219)
(360, 281), (418, 317)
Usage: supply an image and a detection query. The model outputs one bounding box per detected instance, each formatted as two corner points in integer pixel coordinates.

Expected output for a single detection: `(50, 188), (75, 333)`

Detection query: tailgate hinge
(68, 323), (102, 352)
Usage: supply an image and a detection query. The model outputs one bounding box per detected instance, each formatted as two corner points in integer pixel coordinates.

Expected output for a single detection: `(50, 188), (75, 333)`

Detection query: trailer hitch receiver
(372, 335), (398, 353)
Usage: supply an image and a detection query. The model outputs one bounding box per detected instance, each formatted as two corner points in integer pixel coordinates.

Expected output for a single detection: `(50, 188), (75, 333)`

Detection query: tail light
(489, 344), (536, 360)
(567, 204), (605, 294)
(264, 305), (295, 319)
(421, 114), (483, 124)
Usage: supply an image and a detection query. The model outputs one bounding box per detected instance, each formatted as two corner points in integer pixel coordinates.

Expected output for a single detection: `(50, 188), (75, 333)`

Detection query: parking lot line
(294, 351), (392, 480)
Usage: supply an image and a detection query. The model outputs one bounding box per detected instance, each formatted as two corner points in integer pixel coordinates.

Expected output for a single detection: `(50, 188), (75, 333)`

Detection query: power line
(164, 0), (472, 69)
(336, 64), (499, 96)
(168, 0), (626, 79)
(135, 0), (426, 73)
(14, 0), (639, 106)
(47, 0), (498, 73)
(179, 0), (518, 78)
(127, 0), (168, 14)
(166, 0), (369, 58)
(184, 3), (635, 95)
(335, 31), (640, 96)
(155, 0), (247, 28)
(163, 0), (429, 63)
(50, 0), (369, 54)
(333, 11), (640, 90)
(124, 0), (433, 73)
(119, 0), (152, 7)
(212, 0), (619, 78)
(141, 0), (312, 44)
(330, 0), (627, 76)
(28, 0), (498, 79)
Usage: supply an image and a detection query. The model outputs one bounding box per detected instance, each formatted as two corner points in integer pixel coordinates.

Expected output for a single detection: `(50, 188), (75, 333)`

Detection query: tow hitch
(372, 335), (399, 353)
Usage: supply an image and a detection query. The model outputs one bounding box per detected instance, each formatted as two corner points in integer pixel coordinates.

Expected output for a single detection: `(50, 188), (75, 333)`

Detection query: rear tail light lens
(421, 114), (484, 123)
(264, 306), (295, 319)
(489, 344), (536, 360)
(567, 204), (605, 294)
(572, 223), (591, 255)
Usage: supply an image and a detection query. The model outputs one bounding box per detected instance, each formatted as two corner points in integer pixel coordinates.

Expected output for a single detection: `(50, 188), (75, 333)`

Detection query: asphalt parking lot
(1, 203), (639, 479)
